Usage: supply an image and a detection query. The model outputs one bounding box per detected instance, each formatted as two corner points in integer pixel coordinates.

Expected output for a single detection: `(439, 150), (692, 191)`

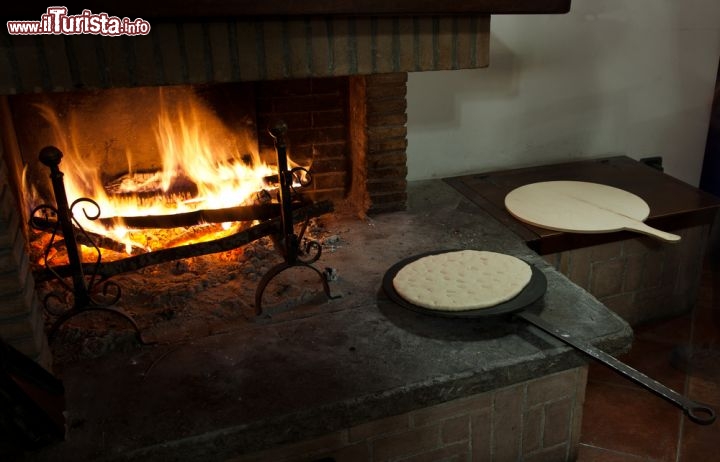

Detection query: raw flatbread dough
(392, 250), (532, 311)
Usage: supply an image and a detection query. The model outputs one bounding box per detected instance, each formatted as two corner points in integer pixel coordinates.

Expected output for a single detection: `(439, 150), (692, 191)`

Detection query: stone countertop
(28, 180), (632, 461)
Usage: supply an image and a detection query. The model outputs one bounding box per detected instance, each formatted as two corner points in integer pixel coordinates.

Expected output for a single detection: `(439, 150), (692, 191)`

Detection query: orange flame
(28, 87), (275, 253)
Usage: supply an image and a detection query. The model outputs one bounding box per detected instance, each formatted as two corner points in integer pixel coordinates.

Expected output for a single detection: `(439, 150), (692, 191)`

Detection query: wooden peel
(504, 181), (681, 243)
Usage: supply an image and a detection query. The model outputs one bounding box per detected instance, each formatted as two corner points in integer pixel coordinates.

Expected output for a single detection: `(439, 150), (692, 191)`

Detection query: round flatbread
(392, 250), (532, 311)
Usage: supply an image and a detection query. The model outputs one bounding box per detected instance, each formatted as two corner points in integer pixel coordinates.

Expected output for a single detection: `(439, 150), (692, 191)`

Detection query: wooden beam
(2, 1), (572, 20)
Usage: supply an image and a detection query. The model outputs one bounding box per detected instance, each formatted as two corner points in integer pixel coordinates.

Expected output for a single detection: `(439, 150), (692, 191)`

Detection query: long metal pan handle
(516, 311), (716, 425)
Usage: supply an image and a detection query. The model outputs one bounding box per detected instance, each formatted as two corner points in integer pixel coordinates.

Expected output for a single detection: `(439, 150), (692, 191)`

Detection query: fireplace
(1, 0), (545, 366)
(2, 72), (415, 358)
(2, 11), (447, 365)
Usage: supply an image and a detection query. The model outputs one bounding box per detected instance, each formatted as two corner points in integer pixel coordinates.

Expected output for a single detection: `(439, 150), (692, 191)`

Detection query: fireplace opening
(1, 74), (408, 360)
(11, 78), (349, 229)
(7, 74), (409, 236)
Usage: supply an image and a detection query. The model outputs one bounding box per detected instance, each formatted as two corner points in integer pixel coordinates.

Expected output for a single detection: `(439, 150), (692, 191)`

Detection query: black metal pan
(382, 250), (716, 425)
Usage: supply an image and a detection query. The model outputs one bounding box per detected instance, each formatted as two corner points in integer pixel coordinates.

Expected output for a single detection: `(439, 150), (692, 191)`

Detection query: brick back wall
(256, 77), (351, 203)
(229, 367), (588, 462)
(350, 73), (408, 214)
(364, 74), (408, 214)
(255, 73), (409, 213)
(542, 225), (711, 326)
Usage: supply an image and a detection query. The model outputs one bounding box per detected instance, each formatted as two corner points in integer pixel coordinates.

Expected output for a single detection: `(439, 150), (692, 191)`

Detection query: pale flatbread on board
(392, 250), (532, 311)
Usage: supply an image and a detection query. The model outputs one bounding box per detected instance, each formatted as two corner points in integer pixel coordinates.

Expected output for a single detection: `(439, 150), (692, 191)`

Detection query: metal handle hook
(686, 404), (716, 425)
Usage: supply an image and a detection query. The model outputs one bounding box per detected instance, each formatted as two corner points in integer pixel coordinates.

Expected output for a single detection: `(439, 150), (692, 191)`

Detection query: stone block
(660, 246), (681, 288)
(372, 424), (440, 461)
(622, 254), (644, 292)
(598, 293), (635, 323)
(623, 235), (662, 256)
(567, 247), (592, 291)
(526, 369), (578, 406)
(470, 407), (492, 461)
(312, 110), (346, 128)
(555, 224), (712, 325)
(632, 286), (683, 325)
(492, 384), (524, 461)
(412, 393), (491, 427)
(440, 415), (470, 445)
(313, 172), (348, 190)
(522, 405), (543, 454)
(366, 73), (408, 86)
(368, 152), (407, 169)
(366, 84), (407, 100)
(368, 138), (408, 153)
(590, 259), (625, 299)
(366, 112), (407, 127)
(349, 414), (409, 442)
(541, 252), (559, 270)
(641, 250), (664, 289)
(590, 241), (623, 261)
(397, 441), (470, 462)
(543, 398), (572, 447)
(558, 251), (570, 275)
(229, 431), (347, 462)
(524, 444), (570, 462)
(235, 367), (587, 462)
(324, 442), (370, 462)
(366, 98), (407, 115)
(674, 228), (708, 294)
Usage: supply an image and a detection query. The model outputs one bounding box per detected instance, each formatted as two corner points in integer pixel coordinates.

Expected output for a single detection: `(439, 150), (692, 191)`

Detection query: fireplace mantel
(3, 1), (571, 19)
(0, 1), (574, 95)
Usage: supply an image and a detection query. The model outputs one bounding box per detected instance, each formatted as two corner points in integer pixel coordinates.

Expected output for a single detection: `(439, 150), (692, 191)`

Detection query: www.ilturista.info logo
(7, 7), (151, 36)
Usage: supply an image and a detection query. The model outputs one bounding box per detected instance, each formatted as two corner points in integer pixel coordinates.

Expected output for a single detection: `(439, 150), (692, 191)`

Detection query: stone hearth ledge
(26, 180), (632, 462)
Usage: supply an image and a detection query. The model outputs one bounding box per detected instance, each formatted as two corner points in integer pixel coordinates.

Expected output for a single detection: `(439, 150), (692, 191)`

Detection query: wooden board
(504, 181), (681, 243)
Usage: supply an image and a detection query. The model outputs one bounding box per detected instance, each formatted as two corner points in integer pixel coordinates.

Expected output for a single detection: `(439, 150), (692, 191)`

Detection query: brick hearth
(229, 368), (588, 462)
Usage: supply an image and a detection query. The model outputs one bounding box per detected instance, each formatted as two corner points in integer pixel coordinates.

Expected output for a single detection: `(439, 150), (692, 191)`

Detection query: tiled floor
(578, 256), (720, 461)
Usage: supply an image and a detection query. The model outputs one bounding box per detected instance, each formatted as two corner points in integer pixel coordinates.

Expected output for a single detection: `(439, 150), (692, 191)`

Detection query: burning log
(104, 171), (199, 199)
(32, 200), (333, 283)
(160, 223), (246, 249)
(30, 217), (147, 255)
(96, 200), (311, 229)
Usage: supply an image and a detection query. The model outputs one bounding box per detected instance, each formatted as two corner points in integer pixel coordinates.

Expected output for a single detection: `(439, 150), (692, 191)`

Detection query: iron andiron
(30, 146), (147, 343)
(254, 122), (340, 316)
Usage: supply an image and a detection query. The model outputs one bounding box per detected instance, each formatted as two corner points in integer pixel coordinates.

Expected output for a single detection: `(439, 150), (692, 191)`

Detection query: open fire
(24, 86), (284, 259)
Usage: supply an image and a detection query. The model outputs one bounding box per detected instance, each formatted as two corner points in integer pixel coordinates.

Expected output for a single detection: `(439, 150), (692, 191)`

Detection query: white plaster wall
(407, 0), (720, 186)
